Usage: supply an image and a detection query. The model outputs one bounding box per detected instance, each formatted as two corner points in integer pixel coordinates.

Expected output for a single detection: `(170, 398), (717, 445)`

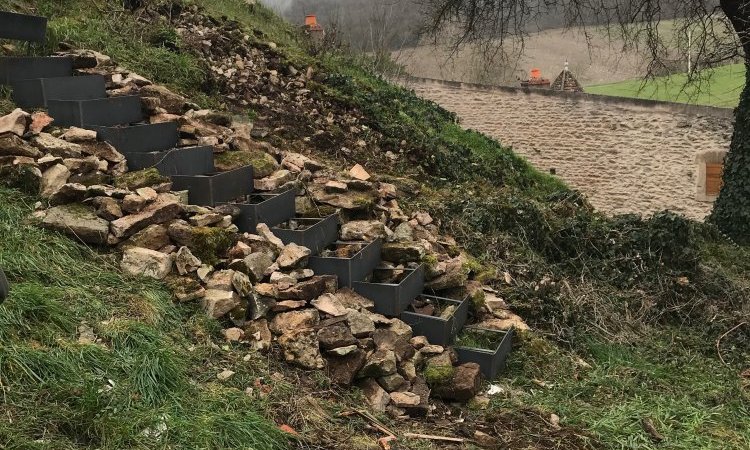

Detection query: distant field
(586, 64), (745, 108)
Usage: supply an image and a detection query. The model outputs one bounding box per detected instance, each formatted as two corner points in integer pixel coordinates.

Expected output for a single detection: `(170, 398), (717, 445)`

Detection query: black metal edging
(400, 293), (469, 346)
(124, 146), (215, 176)
(454, 326), (515, 379)
(0, 56), (73, 85)
(48, 95), (143, 127)
(11, 75), (107, 108)
(223, 188), (297, 232)
(170, 165), (254, 206)
(271, 215), (339, 255)
(353, 265), (425, 317)
(307, 239), (383, 287)
(90, 122), (180, 154)
(0, 11), (47, 42)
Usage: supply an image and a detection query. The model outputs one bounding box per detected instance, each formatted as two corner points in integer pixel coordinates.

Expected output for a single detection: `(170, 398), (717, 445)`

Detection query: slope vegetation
(0, 1), (748, 449)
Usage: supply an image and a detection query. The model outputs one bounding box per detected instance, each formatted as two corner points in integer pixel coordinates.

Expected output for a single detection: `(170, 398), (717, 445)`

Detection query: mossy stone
(214, 150), (278, 177)
(114, 168), (169, 190)
(189, 226), (234, 266)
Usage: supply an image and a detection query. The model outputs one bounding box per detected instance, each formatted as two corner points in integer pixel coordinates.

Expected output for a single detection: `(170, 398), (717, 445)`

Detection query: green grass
(587, 64), (746, 108)
(0, 187), (288, 449)
(491, 332), (750, 450)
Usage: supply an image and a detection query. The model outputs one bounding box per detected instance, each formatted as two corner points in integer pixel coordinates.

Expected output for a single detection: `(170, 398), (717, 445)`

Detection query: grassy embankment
(0, 1), (748, 449)
(587, 64), (746, 108)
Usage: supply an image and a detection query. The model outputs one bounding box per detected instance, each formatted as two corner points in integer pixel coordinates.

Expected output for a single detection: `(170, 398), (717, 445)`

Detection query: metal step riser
(124, 146), (216, 176)
(47, 96), (143, 127)
(0, 11), (47, 42)
(0, 57), (73, 84)
(90, 122), (180, 154)
(11, 75), (107, 108)
(170, 166), (254, 206)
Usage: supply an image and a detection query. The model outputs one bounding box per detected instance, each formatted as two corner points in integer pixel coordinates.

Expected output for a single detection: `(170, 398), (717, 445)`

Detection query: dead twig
(339, 409), (396, 438)
(715, 321), (748, 365)
(403, 432), (467, 443)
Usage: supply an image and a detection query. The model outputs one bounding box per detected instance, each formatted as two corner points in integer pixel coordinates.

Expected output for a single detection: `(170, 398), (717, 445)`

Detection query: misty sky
(260, 0), (293, 12)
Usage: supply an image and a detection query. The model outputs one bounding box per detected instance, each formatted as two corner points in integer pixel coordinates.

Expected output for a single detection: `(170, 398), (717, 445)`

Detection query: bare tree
(418, 0), (750, 242)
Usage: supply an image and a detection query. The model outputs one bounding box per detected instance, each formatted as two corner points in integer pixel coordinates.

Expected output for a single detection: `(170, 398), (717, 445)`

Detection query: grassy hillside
(0, 187), (288, 449)
(587, 64), (746, 107)
(1, 1), (749, 449)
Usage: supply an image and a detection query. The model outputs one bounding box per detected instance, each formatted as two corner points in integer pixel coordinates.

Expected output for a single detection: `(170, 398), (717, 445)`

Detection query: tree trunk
(709, 1), (750, 243)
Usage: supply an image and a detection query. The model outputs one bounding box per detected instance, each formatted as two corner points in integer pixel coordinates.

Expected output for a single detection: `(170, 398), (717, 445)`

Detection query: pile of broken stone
(0, 52), (528, 419)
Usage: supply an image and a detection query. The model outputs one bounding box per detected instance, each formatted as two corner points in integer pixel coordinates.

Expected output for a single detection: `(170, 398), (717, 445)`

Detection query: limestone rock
(0, 108), (30, 136)
(346, 309), (375, 337)
(378, 373), (407, 392)
(425, 257), (468, 290)
(381, 242), (425, 264)
(281, 152), (323, 172)
(189, 212), (223, 227)
(389, 392), (420, 407)
(478, 315), (530, 331)
(359, 378), (390, 412)
(125, 224), (170, 250)
(335, 288), (375, 311)
(42, 204), (109, 244)
(29, 112), (53, 133)
(110, 194), (181, 238)
(311, 293), (347, 317)
(245, 318), (272, 352)
(62, 127), (98, 143)
(276, 276), (326, 301)
(317, 324), (357, 350)
(223, 327), (245, 342)
(121, 247), (173, 279)
(93, 196), (123, 221)
(340, 220), (387, 241)
(0, 133), (42, 158)
(175, 246), (201, 275)
(201, 289), (241, 318)
(276, 243), (310, 269)
(256, 223), (284, 251)
(254, 169), (295, 191)
(240, 252), (274, 282)
(349, 163), (371, 181)
(278, 329), (324, 369)
(140, 84), (188, 114)
(40, 164), (71, 198)
(31, 133), (82, 158)
(431, 363), (483, 401)
(326, 349), (366, 386)
(206, 269), (235, 290)
(231, 270), (254, 297)
(269, 309), (319, 335)
(359, 349), (397, 378)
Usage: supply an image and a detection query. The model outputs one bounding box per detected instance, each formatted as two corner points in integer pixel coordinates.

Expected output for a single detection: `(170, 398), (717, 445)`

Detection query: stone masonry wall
(405, 77), (734, 220)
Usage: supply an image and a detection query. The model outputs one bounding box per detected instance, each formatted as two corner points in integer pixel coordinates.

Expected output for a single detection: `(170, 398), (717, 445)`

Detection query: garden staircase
(0, 10), (512, 378)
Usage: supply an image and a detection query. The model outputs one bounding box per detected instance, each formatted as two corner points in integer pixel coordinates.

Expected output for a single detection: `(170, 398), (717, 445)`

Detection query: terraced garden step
(0, 56), (73, 84)
(224, 188), (297, 232)
(0, 11), (47, 42)
(90, 122), (180, 154)
(170, 165), (254, 206)
(308, 239), (383, 287)
(353, 265), (425, 316)
(47, 95), (143, 127)
(11, 75), (107, 107)
(123, 146), (215, 176)
(271, 215), (339, 255)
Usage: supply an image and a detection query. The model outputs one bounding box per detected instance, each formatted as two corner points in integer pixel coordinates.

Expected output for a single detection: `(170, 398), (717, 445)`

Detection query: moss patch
(189, 226), (234, 266)
(114, 168), (169, 190)
(423, 363), (456, 386)
(214, 150), (278, 177)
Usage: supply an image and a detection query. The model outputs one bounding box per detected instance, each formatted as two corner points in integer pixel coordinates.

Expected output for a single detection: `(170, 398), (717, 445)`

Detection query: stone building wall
(405, 77), (734, 220)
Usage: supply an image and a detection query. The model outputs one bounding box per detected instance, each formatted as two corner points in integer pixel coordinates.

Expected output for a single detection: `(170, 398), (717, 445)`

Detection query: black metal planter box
(0, 56), (73, 84)
(454, 327), (515, 379)
(353, 265), (425, 317)
(400, 293), (468, 346)
(224, 188), (297, 233)
(91, 122), (179, 154)
(124, 146), (215, 176)
(271, 215), (339, 255)
(0, 11), (47, 42)
(308, 239), (383, 287)
(47, 95), (143, 127)
(11, 75), (106, 108)
(170, 165), (254, 206)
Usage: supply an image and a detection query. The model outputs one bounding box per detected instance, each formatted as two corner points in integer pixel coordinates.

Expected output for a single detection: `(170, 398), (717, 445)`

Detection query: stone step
(124, 146), (216, 176)
(308, 239), (384, 288)
(170, 165), (254, 206)
(89, 122), (180, 154)
(47, 95), (143, 127)
(0, 11), (47, 42)
(0, 56), (73, 84)
(11, 75), (107, 108)
(222, 188), (297, 232)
